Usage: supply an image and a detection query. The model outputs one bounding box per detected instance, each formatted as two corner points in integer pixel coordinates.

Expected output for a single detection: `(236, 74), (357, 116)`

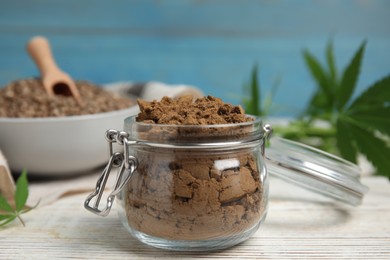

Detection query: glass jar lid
(265, 137), (369, 206)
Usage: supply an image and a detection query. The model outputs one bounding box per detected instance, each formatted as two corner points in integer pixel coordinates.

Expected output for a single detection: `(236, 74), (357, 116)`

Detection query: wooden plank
(0, 1), (390, 116)
(0, 176), (389, 259)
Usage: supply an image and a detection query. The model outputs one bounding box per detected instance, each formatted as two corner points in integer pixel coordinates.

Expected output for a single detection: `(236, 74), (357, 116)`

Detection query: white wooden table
(1, 176), (389, 259)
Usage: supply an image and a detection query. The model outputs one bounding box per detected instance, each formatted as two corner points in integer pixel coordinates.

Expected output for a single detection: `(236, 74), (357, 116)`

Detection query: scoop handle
(26, 36), (59, 76)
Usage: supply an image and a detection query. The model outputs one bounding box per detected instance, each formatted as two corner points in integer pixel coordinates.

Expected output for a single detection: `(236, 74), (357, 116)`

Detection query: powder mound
(136, 95), (252, 125)
(0, 78), (134, 118)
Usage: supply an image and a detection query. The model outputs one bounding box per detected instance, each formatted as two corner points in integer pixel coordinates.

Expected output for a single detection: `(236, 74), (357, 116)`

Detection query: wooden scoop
(26, 36), (82, 104)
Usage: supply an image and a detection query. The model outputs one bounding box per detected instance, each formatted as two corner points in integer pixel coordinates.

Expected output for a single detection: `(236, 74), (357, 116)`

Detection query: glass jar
(86, 115), (271, 251)
(85, 115), (368, 251)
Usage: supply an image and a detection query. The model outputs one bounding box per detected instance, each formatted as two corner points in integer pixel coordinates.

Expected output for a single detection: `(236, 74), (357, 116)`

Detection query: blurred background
(0, 0), (389, 117)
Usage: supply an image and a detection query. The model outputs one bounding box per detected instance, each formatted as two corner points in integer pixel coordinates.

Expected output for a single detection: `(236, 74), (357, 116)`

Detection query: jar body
(116, 142), (268, 251)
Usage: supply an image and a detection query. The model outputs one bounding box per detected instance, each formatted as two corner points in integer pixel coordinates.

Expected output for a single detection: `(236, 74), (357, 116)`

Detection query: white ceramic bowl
(0, 106), (139, 176)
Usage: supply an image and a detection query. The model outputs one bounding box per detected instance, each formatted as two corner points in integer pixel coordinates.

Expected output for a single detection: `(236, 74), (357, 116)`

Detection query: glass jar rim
(124, 115), (267, 146)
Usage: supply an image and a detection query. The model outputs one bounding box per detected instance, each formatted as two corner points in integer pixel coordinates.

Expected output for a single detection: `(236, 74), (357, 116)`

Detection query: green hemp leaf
(0, 170), (36, 227)
(243, 40), (390, 178)
(243, 64), (262, 116)
(302, 40), (389, 177)
(302, 40), (366, 119)
(243, 64), (280, 117)
(337, 76), (390, 177)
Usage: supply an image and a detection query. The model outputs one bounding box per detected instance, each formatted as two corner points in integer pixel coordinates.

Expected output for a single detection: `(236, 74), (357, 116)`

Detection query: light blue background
(1, 0), (389, 116)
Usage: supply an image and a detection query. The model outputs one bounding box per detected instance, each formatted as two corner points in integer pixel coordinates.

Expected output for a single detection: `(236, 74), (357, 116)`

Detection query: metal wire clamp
(84, 130), (138, 216)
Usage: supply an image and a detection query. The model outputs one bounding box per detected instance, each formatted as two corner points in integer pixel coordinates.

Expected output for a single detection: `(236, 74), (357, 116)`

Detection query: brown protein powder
(124, 96), (266, 240)
(0, 78), (134, 118)
(136, 95), (250, 125)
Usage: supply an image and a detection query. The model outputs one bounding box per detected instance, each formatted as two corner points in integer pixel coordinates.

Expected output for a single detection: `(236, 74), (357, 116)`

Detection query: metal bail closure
(265, 137), (369, 206)
(84, 130), (138, 217)
(261, 124), (273, 156)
